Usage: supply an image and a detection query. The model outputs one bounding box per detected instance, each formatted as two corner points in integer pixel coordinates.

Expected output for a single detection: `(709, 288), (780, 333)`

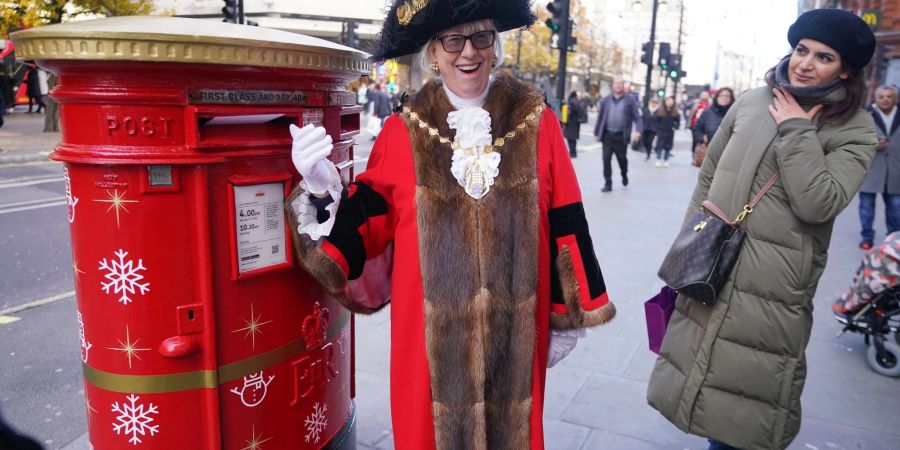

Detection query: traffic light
(345, 20), (359, 48)
(657, 88), (666, 98)
(545, 1), (564, 32)
(222, 0), (238, 23)
(640, 41), (653, 66)
(668, 53), (682, 80)
(566, 17), (576, 52)
(658, 42), (671, 69)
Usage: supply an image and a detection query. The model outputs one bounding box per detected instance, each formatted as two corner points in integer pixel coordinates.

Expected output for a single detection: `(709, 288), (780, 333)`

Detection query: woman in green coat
(647, 9), (878, 450)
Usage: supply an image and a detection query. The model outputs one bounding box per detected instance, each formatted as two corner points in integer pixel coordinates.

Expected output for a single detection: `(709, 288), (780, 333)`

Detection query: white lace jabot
(443, 78), (500, 199)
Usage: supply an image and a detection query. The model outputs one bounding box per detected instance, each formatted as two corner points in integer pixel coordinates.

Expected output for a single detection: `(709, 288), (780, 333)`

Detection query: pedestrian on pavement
(857, 85), (900, 250)
(286, 1), (615, 448)
(688, 90), (710, 152)
(652, 96), (680, 167)
(648, 8), (878, 450)
(356, 80), (369, 106)
(640, 97), (660, 160)
(564, 90), (587, 157)
(695, 87), (735, 144)
(0, 70), (13, 114)
(0, 88), (5, 129)
(594, 76), (643, 192)
(25, 65), (44, 114)
(373, 84), (393, 127)
(365, 82), (378, 115)
(680, 92), (693, 128)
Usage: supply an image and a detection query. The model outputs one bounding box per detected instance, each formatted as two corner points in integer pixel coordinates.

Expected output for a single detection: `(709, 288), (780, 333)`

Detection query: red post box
(12, 16), (369, 449)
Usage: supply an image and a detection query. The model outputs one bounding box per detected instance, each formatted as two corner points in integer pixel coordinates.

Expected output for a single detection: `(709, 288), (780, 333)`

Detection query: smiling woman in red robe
(286, 1), (616, 448)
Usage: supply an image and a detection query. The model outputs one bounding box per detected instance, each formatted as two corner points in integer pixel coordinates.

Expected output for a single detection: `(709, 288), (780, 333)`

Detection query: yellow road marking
(0, 315), (22, 325)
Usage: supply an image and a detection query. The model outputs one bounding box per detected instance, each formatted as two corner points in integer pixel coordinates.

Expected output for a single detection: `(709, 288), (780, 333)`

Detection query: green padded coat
(647, 86), (876, 450)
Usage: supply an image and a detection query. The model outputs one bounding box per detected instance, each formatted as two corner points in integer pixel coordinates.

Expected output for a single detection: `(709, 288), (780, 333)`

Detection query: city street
(1, 110), (899, 450)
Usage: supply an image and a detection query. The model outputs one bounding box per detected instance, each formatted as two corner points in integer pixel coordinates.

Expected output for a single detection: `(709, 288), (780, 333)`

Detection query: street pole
(516, 28), (523, 77)
(555, 0), (570, 115)
(238, 0), (244, 24)
(673, 0), (684, 96)
(642, 0), (660, 109)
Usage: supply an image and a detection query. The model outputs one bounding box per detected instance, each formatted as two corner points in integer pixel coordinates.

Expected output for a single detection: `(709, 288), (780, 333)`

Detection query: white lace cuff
(290, 178), (343, 240)
(550, 328), (587, 338)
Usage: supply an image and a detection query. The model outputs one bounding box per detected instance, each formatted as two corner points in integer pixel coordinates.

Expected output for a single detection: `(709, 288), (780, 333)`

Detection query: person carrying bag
(646, 9), (878, 450)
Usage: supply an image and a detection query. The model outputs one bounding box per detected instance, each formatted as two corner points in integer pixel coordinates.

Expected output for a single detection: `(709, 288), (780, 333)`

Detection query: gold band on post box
(83, 365), (218, 393)
(82, 310), (350, 394)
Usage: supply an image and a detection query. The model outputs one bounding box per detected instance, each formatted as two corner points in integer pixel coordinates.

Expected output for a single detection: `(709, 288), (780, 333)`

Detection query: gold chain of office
(401, 104), (545, 153)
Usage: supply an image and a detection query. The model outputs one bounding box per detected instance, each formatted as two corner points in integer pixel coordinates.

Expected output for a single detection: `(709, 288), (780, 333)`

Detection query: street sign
(861, 9), (881, 30)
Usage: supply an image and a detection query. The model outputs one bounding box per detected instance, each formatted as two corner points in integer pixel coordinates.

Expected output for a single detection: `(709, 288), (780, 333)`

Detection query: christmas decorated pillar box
(11, 16), (367, 450)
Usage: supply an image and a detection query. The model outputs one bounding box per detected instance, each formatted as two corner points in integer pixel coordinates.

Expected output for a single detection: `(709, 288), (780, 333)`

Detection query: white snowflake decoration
(304, 402), (328, 443)
(99, 249), (150, 305)
(111, 394), (159, 445)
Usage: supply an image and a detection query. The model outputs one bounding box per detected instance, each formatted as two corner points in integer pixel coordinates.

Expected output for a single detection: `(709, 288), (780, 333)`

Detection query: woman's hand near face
(768, 88), (824, 125)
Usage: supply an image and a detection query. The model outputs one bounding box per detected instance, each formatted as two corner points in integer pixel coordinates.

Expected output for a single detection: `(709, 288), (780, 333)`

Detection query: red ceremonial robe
(288, 74), (615, 450)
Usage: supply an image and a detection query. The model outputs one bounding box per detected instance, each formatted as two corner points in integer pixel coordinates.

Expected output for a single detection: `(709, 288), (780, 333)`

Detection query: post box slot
(339, 106), (362, 141)
(194, 113), (299, 150)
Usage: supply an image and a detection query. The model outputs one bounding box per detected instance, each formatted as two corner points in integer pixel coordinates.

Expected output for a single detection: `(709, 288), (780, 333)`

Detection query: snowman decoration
(230, 371), (275, 407)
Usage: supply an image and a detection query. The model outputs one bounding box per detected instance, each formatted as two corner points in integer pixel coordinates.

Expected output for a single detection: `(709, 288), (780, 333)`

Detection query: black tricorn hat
(371, 0), (537, 62)
(787, 8), (876, 70)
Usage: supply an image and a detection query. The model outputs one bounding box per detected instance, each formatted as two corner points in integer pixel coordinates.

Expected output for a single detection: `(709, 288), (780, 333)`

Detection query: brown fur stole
(403, 73), (544, 449)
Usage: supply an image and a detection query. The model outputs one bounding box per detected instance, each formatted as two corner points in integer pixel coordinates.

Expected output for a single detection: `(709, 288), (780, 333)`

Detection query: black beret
(787, 8), (876, 70)
(371, 0), (536, 62)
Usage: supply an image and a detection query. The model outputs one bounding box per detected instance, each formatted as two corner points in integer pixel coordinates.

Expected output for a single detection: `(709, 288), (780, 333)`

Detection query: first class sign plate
(189, 89), (309, 105)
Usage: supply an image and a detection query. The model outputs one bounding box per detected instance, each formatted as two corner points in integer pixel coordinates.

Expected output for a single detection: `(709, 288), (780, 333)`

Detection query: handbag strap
(734, 171), (781, 224)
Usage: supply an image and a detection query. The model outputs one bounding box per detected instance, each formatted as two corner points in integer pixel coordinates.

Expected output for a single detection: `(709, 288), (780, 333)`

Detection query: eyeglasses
(432, 30), (496, 53)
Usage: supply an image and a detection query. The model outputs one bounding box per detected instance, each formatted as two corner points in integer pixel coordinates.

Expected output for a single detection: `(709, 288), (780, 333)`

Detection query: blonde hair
(414, 19), (504, 77)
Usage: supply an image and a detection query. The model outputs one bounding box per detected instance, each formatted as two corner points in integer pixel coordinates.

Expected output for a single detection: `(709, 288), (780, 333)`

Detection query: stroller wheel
(866, 341), (900, 377)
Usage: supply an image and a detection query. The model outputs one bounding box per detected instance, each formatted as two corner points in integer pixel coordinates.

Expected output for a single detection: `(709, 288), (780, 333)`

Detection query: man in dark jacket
(858, 85), (900, 249)
(373, 84), (392, 126)
(593, 76), (643, 192)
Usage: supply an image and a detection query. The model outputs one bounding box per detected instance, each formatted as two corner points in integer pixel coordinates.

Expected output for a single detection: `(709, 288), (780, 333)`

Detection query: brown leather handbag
(658, 172), (781, 304)
(692, 141), (708, 167)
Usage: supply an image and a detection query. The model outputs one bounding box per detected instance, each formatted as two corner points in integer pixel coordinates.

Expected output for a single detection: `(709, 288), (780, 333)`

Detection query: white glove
(547, 328), (587, 368)
(290, 124), (340, 196)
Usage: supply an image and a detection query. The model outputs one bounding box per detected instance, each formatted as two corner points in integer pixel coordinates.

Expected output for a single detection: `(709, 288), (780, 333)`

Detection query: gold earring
(430, 61), (440, 74)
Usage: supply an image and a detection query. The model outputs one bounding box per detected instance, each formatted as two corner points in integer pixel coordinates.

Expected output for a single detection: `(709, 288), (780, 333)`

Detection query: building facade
(589, 0), (686, 98)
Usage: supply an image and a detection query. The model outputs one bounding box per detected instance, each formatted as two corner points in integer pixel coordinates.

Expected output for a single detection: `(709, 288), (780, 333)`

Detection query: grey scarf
(774, 56), (842, 100)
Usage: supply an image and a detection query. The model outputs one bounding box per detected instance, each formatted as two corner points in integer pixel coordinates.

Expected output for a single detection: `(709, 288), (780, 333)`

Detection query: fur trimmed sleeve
(285, 118), (401, 314)
(541, 111), (616, 330)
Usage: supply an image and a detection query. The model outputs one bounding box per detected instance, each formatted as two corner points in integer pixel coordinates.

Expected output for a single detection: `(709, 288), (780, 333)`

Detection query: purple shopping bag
(644, 286), (677, 354)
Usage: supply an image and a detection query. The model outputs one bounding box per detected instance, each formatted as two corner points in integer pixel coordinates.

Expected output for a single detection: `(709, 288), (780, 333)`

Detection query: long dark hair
(765, 53), (867, 127)
(655, 96), (679, 117)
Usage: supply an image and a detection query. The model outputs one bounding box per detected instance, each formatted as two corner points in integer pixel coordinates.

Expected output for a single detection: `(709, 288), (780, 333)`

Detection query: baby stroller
(833, 232), (900, 377)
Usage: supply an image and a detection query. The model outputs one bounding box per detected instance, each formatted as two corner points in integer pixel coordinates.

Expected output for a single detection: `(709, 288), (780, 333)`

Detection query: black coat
(563, 97), (587, 141)
(25, 69), (41, 98)
(652, 111), (680, 149)
(695, 103), (730, 141)
(641, 106), (657, 134)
